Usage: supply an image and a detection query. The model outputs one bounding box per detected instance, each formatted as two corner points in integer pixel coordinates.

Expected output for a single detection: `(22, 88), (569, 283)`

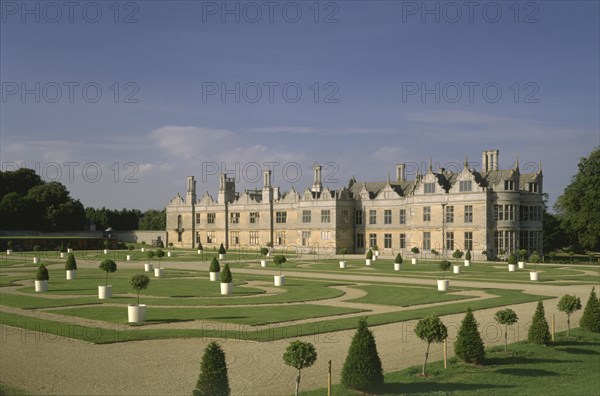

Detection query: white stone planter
(412, 258), (417, 265)
(144, 263), (154, 272)
(530, 271), (539, 281)
(209, 271), (220, 281)
(464, 260), (470, 267)
(437, 279), (449, 291)
(274, 275), (285, 286)
(508, 264), (516, 272)
(128, 304), (146, 323)
(260, 260), (267, 267)
(518, 261), (526, 269)
(126, 255), (131, 261)
(103, 249), (108, 254)
(59, 252), (65, 258)
(167, 251), (172, 257)
(98, 285), (112, 299)
(394, 263), (401, 271)
(453, 265), (461, 274)
(33, 257), (39, 264)
(372, 256), (377, 261)
(67, 248), (73, 253)
(220, 282), (232, 295)
(141, 247), (145, 252)
(154, 268), (164, 278)
(339, 261), (347, 269)
(6, 249), (12, 255)
(365, 259), (372, 266)
(219, 254), (225, 260)
(198, 249), (202, 254)
(374, 251), (379, 257)
(66, 270), (77, 280)
(35, 280), (48, 292)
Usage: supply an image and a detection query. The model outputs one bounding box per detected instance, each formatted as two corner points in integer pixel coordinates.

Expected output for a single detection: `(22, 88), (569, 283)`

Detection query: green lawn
(348, 284), (472, 306)
(303, 328), (600, 395)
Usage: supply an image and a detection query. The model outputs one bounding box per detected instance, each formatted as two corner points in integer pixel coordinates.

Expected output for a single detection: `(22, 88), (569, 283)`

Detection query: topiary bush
(193, 341), (230, 396)
(452, 249), (463, 261)
(414, 313), (447, 376)
(36, 264), (49, 281)
(557, 294), (582, 337)
(283, 340), (317, 396)
(494, 308), (518, 352)
(579, 287), (600, 333)
(209, 257), (220, 272)
(394, 253), (403, 264)
(220, 264), (232, 283)
(454, 308), (485, 364)
(260, 247), (269, 256)
(341, 318), (383, 392)
(528, 300), (551, 345)
(411, 247), (420, 255)
(65, 253), (77, 271)
(439, 260), (451, 278)
(273, 255), (287, 276)
(508, 253), (517, 265)
(99, 259), (117, 286)
(129, 274), (150, 306)
(366, 249), (373, 260)
(198, 241), (203, 251)
(465, 249), (471, 261)
(219, 243), (226, 255)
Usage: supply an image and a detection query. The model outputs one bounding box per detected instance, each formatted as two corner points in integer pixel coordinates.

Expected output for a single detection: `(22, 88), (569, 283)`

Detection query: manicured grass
(302, 328), (600, 395)
(348, 284), (472, 306)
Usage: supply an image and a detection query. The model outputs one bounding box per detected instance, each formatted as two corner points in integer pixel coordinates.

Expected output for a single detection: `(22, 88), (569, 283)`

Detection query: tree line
(0, 168), (165, 231)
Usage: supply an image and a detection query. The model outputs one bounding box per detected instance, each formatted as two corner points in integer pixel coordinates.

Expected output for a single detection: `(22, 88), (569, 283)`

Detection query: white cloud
(148, 126), (234, 160)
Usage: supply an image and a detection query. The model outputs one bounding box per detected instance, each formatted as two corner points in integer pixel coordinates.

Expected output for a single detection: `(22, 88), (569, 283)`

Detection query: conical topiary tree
(65, 253), (77, 271)
(366, 249), (373, 260)
(579, 287), (600, 333)
(557, 294), (582, 337)
(395, 253), (403, 264)
(341, 318), (383, 392)
(528, 300), (551, 345)
(508, 253), (517, 265)
(209, 257), (220, 273)
(36, 264), (49, 281)
(454, 308), (485, 364)
(193, 341), (230, 396)
(220, 264), (232, 284)
(219, 243), (226, 255)
(414, 313), (447, 376)
(465, 249), (471, 261)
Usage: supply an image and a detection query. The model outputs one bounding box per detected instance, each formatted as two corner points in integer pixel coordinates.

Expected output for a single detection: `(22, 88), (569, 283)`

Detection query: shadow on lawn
(495, 368), (558, 377)
(485, 356), (580, 366)
(380, 381), (513, 394)
(557, 347), (599, 356)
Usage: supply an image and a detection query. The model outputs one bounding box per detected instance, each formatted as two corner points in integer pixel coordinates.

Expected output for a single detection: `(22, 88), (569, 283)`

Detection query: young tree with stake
(414, 313), (448, 376)
(283, 340), (317, 396)
(494, 308), (518, 352)
(557, 294), (582, 337)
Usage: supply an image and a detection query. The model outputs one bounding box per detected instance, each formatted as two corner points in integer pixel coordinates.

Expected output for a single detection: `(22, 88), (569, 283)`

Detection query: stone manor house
(166, 150), (544, 259)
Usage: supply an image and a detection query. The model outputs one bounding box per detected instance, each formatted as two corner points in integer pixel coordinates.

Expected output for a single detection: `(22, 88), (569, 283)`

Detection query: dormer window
(528, 183), (538, 193)
(459, 180), (472, 192)
(424, 183), (436, 194)
(504, 180), (515, 191)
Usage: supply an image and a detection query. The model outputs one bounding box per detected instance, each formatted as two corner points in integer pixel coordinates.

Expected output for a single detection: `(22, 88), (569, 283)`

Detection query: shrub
(58, 242), (66, 253)
(33, 245), (40, 252)
(209, 257), (220, 272)
(341, 318), (383, 392)
(193, 341), (230, 396)
(372, 245), (379, 252)
(455, 308), (485, 364)
(414, 313), (447, 376)
(579, 287), (600, 333)
(36, 264), (49, 281)
(7, 241), (13, 249)
(65, 253), (77, 271)
(260, 247), (269, 256)
(366, 249), (373, 260)
(129, 274), (150, 305)
(507, 253), (517, 265)
(411, 247), (420, 255)
(220, 264), (232, 283)
(394, 253), (403, 264)
(528, 300), (551, 345)
(452, 249), (463, 261)
(465, 249), (471, 261)
(494, 308), (518, 352)
(518, 249), (528, 261)
(157, 239), (164, 248)
(339, 248), (348, 258)
(147, 250), (155, 260)
(283, 340), (317, 396)
(128, 244), (134, 251)
(198, 241), (203, 251)
(218, 243), (226, 255)
(168, 242), (173, 248)
(439, 260), (451, 278)
(99, 259), (117, 287)
(156, 249), (165, 268)
(557, 294), (582, 337)
(273, 255), (287, 276)
(529, 251), (541, 271)
(104, 240), (109, 249)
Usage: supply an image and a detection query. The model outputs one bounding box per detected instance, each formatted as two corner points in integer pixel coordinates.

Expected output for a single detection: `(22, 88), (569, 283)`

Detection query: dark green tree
(528, 300), (551, 345)
(283, 340), (317, 396)
(220, 264), (232, 283)
(579, 287), (600, 333)
(341, 318), (383, 392)
(156, 249), (165, 269)
(129, 274), (150, 305)
(273, 255), (287, 276)
(508, 253), (517, 265)
(209, 257), (220, 272)
(414, 313), (447, 376)
(395, 253), (403, 264)
(219, 243), (226, 255)
(455, 308), (485, 364)
(494, 308), (518, 352)
(36, 264), (49, 281)
(557, 294), (582, 337)
(555, 147), (600, 250)
(193, 342), (230, 396)
(99, 259), (117, 286)
(65, 253), (77, 271)
(138, 209), (166, 230)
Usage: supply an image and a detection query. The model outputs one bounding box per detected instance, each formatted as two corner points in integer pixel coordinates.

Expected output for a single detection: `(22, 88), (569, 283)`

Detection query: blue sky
(1, 0), (599, 210)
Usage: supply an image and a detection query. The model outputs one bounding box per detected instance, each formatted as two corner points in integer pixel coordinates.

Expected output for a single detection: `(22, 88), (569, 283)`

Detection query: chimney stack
(396, 163), (406, 182)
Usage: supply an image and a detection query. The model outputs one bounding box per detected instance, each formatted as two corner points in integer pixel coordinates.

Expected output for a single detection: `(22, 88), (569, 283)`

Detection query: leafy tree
(439, 260), (451, 278)
(341, 318), (383, 392)
(146, 250), (155, 262)
(99, 259), (117, 286)
(260, 247), (269, 256)
(193, 342), (230, 396)
(394, 253), (403, 264)
(455, 308), (485, 364)
(0, 168), (43, 197)
(494, 308), (518, 352)
(283, 340), (317, 396)
(452, 249), (463, 261)
(557, 295), (582, 337)
(36, 264), (49, 281)
(579, 287), (600, 333)
(273, 255), (287, 276)
(220, 264), (232, 283)
(414, 313), (447, 376)
(518, 249), (528, 261)
(129, 274), (150, 305)
(411, 247), (420, 255)
(528, 300), (551, 345)
(529, 251), (541, 272)
(543, 211), (572, 253)
(339, 248), (348, 260)
(156, 249), (165, 269)
(65, 253), (77, 271)
(209, 257), (220, 272)
(138, 209), (166, 230)
(555, 147), (600, 250)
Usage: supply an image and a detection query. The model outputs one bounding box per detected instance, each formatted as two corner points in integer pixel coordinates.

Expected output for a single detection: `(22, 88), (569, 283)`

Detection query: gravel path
(1, 260), (597, 395)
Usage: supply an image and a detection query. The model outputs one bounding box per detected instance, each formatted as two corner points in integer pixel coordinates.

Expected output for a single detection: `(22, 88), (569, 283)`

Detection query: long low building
(166, 149), (544, 260)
